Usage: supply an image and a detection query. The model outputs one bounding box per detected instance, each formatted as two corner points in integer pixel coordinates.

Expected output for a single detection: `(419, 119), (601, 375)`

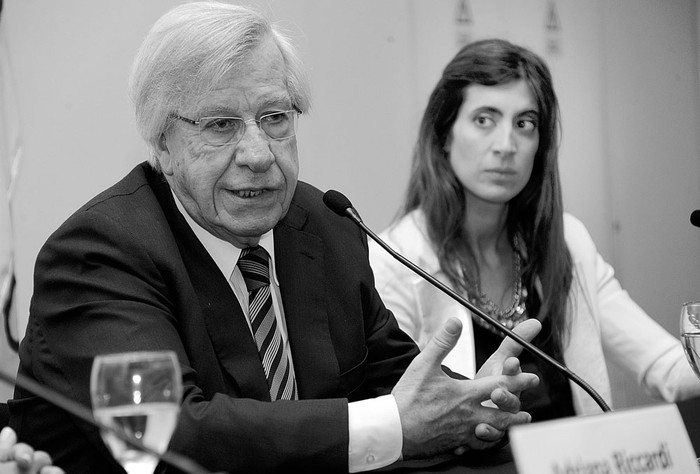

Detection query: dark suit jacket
(9, 162), (419, 473)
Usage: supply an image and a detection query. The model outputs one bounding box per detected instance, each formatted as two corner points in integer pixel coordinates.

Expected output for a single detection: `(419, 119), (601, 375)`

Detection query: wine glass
(681, 300), (700, 379)
(90, 350), (182, 474)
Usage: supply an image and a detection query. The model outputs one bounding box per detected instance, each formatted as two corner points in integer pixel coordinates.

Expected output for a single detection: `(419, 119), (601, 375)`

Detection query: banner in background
(0, 3), (22, 351)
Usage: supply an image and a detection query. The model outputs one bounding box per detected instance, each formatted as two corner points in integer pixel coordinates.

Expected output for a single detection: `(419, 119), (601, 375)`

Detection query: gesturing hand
(471, 318), (542, 443)
(392, 317), (539, 460)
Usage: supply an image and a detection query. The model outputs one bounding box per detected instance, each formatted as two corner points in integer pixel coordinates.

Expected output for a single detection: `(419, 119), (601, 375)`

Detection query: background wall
(1, 0), (699, 411)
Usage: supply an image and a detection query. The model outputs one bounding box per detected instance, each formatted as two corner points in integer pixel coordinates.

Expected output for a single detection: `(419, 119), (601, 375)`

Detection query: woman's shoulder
(563, 212), (599, 258)
(372, 209), (440, 271)
(381, 210), (432, 252)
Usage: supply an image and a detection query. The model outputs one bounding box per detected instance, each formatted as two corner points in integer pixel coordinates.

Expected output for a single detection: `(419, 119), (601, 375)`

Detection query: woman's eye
(517, 119), (537, 132)
(474, 115), (495, 127)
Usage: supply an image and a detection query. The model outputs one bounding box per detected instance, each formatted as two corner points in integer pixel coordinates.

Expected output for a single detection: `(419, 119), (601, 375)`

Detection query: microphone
(323, 189), (612, 413)
(0, 367), (218, 474)
(691, 210), (700, 228)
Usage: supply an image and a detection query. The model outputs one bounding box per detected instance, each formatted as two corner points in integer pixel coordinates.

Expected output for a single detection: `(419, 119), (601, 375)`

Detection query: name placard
(510, 403), (699, 474)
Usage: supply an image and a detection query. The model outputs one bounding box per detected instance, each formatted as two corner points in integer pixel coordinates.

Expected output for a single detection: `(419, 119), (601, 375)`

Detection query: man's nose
(234, 120), (275, 171)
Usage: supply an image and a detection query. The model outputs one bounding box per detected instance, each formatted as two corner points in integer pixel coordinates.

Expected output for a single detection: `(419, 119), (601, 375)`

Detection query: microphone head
(691, 210), (700, 228)
(323, 190), (353, 216)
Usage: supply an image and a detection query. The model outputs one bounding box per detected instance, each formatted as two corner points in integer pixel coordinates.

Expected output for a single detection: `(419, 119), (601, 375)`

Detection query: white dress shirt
(172, 195), (402, 471)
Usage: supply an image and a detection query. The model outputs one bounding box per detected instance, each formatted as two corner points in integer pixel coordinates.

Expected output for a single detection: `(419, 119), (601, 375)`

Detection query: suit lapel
(275, 200), (339, 398)
(147, 168), (270, 400)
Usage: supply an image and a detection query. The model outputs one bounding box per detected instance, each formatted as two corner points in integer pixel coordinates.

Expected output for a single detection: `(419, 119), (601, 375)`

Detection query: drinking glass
(90, 351), (182, 474)
(681, 300), (700, 379)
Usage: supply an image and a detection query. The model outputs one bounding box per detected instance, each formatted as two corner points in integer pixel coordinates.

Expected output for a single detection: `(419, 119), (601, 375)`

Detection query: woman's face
(446, 79), (539, 208)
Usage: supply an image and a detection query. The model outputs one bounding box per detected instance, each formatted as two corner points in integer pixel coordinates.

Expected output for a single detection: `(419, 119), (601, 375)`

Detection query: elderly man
(9, 2), (539, 473)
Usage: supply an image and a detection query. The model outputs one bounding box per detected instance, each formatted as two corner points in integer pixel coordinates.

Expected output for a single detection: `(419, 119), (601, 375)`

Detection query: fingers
(30, 451), (55, 473)
(513, 372), (539, 393)
(496, 318), (542, 359)
(0, 429), (38, 470)
(454, 423), (507, 455)
(479, 408), (532, 434)
(33, 450), (65, 474)
(501, 357), (521, 376)
(476, 319), (542, 380)
(490, 387), (521, 413)
(473, 371), (539, 402)
(0, 426), (18, 461)
(419, 317), (463, 369)
(13, 443), (37, 470)
(474, 423), (503, 442)
(0, 427), (63, 474)
(40, 468), (66, 474)
(395, 318), (540, 459)
(463, 409), (532, 451)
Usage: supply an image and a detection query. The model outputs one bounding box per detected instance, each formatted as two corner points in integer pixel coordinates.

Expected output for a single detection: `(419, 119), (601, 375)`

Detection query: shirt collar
(171, 192), (277, 282)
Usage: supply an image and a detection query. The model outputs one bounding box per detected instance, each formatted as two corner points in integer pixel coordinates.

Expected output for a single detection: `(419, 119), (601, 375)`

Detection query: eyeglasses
(172, 109), (301, 147)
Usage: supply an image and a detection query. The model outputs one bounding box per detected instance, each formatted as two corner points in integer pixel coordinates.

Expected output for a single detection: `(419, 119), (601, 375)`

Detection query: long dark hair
(403, 38), (572, 351)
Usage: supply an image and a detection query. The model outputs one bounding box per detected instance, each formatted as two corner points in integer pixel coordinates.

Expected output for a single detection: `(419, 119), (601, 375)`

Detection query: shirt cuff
(348, 394), (403, 472)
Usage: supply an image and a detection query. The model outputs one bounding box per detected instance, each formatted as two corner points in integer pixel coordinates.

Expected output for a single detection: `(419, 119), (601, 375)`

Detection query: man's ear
(156, 133), (174, 176)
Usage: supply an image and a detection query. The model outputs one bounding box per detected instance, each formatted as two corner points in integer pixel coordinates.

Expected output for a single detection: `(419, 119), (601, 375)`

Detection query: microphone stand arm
(353, 211), (612, 414)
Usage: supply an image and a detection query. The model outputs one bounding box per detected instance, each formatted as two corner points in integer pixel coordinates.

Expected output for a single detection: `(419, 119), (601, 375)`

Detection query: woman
(369, 38), (700, 420)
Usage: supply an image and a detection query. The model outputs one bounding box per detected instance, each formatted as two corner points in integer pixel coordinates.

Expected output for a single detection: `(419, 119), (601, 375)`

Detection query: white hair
(128, 1), (311, 169)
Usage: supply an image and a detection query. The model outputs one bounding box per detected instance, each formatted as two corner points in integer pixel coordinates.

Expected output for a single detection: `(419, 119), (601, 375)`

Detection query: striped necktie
(237, 246), (298, 400)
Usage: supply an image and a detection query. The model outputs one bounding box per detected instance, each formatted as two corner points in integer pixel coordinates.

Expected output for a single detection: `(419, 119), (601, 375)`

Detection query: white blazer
(369, 210), (700, 415)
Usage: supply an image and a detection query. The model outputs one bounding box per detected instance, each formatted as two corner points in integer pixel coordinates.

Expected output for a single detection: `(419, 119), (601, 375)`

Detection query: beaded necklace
(464, 235), (528, 334)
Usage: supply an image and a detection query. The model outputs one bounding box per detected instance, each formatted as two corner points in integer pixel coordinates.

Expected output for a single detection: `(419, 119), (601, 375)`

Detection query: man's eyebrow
(196, 97), (293, 117)
(198, 106), (238, 117)
(259, 95), (294, 109)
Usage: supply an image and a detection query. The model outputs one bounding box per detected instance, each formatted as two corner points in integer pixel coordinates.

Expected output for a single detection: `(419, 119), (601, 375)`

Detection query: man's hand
(477, 318), (542, 380)
(472, 318), (542, 443)
(0, 427), (65, 474)
(392, 317), (539, 460)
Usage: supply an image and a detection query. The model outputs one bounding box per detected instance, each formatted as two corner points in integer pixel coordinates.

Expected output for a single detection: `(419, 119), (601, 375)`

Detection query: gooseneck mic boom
(691, 210), (700, 228)
(0, 367), (217, 474)
(323, 189), (612, 413)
